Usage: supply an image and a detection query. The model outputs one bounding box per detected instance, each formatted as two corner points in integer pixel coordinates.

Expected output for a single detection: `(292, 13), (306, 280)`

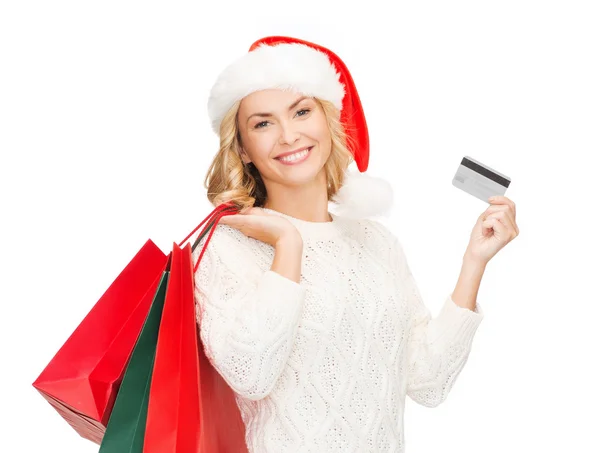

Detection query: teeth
(279, 148), (309, 163)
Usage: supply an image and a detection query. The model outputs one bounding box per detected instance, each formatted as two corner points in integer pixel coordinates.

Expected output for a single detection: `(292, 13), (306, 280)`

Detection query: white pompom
(331, 169), (394, 219)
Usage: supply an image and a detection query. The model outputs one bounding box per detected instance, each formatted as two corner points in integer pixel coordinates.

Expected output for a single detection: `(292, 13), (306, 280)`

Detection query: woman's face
(236, 89), (332, 189)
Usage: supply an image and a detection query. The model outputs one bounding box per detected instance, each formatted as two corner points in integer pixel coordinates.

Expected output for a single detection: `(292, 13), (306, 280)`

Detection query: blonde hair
(204, 97), (355, 211)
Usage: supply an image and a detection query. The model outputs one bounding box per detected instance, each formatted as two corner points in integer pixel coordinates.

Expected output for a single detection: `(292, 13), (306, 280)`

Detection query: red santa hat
(207, 35), (393, 218)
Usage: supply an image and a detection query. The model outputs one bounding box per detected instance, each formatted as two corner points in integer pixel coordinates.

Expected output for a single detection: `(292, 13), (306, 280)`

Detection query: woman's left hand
(465, 195), (520, 266)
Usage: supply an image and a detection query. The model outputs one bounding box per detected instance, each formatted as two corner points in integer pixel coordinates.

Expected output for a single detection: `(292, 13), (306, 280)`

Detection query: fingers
(482, 216), (509, 237)
(218, 212), (241, 225)
(485, 212), (519, 238)
(238, 206), (265, 215)
(485, 212), (509, 229)
(217, 215), (231, 225)
(482, 204), (518, 235)
(219, 206), (254, 222)
(488, 195), (516, 216)
(483, 210), (517, 234)
(217, 207), (261, 227)
(246, 207), (267, 215)
(214, 208), (269, 241)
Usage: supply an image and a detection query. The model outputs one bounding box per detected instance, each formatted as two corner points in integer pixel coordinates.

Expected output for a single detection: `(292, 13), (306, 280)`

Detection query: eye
(253, 108), (311, 129)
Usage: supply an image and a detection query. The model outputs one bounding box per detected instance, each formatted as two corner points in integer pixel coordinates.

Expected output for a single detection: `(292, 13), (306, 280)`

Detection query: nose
(278, 119), (300, 146)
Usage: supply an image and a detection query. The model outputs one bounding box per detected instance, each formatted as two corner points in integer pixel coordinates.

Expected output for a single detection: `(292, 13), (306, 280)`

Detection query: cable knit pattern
(192, 207), (484, 453)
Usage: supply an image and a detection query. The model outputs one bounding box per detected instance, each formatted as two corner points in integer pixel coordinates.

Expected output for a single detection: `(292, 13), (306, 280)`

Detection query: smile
(275, 147), (313, 165)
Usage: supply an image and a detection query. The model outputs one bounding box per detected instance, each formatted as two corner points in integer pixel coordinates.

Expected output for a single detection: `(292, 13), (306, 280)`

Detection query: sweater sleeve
(393, 238), (484, 408)
(192, 226), (306, 401)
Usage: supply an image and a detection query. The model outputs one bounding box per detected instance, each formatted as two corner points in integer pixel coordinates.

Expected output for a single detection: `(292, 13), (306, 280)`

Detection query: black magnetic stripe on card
(461, 157), (511, 187)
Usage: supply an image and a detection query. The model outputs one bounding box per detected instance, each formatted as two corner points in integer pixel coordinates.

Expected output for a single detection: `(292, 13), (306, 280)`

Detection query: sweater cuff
(425, 294), (484, 347)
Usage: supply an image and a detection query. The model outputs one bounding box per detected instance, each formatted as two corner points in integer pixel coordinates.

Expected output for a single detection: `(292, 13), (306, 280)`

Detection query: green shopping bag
(98, 264), (170, 453)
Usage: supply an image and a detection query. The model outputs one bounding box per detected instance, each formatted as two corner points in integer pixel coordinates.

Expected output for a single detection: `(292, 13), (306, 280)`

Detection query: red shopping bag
(143, 204), (248, 453)
(32, 202), (241, 446)
(32, 240), (169, 443)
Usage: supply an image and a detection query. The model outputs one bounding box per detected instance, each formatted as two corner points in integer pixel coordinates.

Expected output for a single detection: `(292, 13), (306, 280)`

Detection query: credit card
(452, 156), (511, 203)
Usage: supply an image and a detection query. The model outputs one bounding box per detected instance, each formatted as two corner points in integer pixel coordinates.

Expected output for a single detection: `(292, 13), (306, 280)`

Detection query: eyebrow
(246, 96), (311, 124)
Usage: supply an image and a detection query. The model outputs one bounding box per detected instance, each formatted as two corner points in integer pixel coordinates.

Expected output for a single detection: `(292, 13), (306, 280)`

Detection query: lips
(275, 146), (313, 160)
(274, 146), (314, 166)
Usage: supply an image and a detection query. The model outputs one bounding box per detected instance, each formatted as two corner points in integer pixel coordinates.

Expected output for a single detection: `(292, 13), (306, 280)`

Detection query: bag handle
(176, 202), (241, 274)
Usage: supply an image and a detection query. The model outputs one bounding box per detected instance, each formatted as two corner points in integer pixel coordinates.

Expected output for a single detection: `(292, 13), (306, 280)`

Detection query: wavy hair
(204, 97), (355, 211)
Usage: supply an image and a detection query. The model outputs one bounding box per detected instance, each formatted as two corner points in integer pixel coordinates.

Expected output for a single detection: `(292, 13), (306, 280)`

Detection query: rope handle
(176, 201), (241, 274)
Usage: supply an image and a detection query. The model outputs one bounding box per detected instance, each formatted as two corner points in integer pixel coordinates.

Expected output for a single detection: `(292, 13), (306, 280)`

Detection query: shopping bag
(98, 265), (170, 453)
(32, 240), (169, 443)
(143, 203), (247, 453)
(98, 202), (238, 452)
(33, 200), (243, 448)
(143, 242), (197, 452)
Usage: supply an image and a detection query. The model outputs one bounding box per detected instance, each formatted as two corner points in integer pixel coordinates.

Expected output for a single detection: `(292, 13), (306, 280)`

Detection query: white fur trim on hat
(208, 43), (345, 134)
(331, 169), (394, 219)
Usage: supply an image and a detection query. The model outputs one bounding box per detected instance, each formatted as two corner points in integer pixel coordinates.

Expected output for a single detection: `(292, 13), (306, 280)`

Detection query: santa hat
(207, 35), (393, 219)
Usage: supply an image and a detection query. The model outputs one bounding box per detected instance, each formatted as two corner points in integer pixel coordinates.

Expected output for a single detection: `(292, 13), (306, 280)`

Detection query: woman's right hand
(218, 207), (302, 247)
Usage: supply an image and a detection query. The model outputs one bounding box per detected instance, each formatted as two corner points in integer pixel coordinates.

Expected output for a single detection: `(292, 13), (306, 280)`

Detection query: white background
(2, 1), (599, 452)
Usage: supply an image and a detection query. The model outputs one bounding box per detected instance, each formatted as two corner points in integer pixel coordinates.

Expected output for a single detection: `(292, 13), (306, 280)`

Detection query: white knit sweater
(192, 207), (484, 453)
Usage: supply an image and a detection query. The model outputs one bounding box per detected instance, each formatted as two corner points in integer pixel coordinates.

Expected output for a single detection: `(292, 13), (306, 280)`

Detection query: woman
(192, 36), (519, 453)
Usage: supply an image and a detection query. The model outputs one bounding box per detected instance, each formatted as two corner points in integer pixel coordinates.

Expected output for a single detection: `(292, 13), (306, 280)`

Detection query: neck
(262, 173), (332, 222)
